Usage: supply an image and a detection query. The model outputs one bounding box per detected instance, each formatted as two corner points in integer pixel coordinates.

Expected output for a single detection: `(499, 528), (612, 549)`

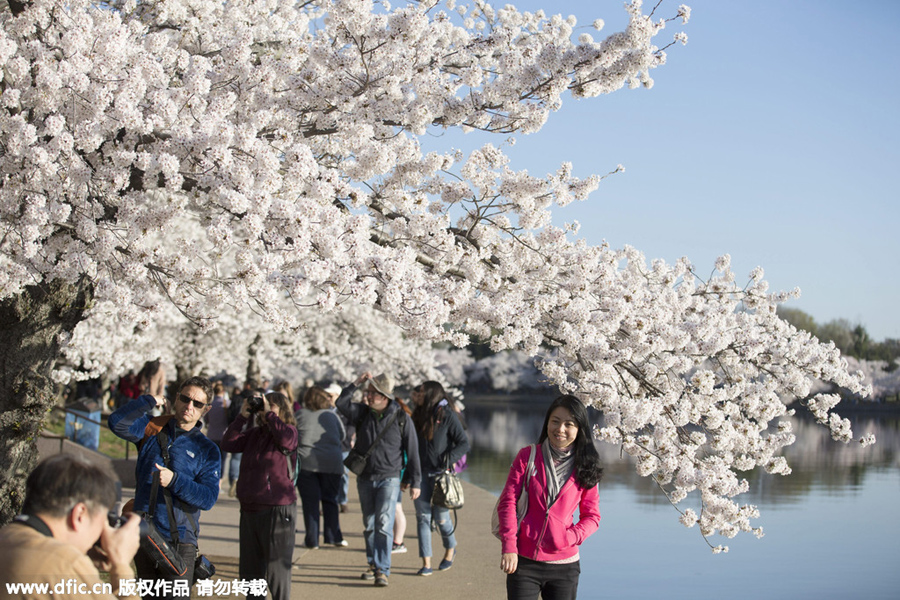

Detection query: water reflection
(460, 395), (900, 599)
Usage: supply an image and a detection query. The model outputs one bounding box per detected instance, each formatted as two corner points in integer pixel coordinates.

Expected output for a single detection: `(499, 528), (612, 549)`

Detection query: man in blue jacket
(108, 375), (221, 599)
(335, 372), (421, 588)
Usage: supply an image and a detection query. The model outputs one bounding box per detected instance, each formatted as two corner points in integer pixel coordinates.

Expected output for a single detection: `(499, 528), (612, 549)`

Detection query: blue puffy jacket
(109, 395), (221, 545)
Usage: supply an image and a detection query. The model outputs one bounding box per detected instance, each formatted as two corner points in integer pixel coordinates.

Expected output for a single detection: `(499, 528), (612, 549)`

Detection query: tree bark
(246, 334), (262, 386)
(0, 278), (92, 525)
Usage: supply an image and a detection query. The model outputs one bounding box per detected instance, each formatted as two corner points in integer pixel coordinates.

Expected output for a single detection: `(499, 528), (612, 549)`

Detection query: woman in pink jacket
(497, 395), (603, 599)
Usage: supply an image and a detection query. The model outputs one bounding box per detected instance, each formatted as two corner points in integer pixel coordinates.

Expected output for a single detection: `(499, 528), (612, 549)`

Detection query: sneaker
(360, 565), (375, 581)
(416, 567), (433, 577)
(374, 572), (388, 587)
(332, 540), (348, 547)
(391, 542), (407, 554)
(438, 549), (456, 571)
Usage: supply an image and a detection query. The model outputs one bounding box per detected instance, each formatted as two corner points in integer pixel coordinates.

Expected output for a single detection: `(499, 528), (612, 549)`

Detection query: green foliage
(777, 307), (818, 336)
(817, 319), (856, 354)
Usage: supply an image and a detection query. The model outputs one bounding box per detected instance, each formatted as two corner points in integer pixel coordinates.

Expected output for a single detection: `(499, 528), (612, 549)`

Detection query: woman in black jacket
(410, 381), (469, 576)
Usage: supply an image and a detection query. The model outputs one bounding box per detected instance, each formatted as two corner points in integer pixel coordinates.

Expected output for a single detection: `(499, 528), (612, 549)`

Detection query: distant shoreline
(833, 398), (900, 414)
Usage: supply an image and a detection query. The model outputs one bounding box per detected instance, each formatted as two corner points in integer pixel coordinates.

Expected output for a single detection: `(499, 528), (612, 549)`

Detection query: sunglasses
(177, 394), (209, 410)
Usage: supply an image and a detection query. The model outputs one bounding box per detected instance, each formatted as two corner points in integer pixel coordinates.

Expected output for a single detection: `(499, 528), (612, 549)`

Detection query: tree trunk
(175, 323), (202, 386)
(175, 364), (192, 390)
(246, 334), (262, 386)
(0, 278), (92, 525)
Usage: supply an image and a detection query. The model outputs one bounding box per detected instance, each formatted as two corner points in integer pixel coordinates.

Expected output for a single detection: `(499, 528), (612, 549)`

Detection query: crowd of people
(2, 366), (605, 600)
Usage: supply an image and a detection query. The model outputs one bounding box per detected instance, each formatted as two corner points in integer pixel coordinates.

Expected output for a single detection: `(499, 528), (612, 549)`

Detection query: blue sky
(425, 0), (900, 341)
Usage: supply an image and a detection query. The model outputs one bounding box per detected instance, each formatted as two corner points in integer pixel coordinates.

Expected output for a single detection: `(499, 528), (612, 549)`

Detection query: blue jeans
(228, 451), (242, 484)
(356, 477), (400, 575)
(337, 450), (350, 505)
(216, 441), (242, 483)
(414, 473), (457, 558)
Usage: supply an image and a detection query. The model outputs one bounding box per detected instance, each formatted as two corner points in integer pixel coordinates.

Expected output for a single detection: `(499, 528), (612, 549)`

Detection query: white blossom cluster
(56, 274), (464, 392)
(0, 0), (871, 548)
(841, 356), (900, 401)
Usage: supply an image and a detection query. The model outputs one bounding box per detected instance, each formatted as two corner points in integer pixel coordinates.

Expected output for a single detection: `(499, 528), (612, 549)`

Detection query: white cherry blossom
(0, 0), (872, 550)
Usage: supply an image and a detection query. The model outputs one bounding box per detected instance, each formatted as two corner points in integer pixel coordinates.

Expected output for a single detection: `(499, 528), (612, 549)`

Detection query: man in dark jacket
(108, 375), (220, 598)
(335, 372), (421, 588)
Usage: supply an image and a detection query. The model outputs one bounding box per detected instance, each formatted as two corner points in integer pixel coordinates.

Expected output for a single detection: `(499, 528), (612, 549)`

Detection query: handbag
(139, 513), (188, 578)
(343, 409), (401, 476)
(343, 448), (368, 476)
(431, 468), (465, 510)
(491, 444), (535, 539)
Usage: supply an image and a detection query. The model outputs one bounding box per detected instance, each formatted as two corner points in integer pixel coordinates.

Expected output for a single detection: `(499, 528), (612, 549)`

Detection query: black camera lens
(248, 395), (264, 413)
(108, 513), (150, 537)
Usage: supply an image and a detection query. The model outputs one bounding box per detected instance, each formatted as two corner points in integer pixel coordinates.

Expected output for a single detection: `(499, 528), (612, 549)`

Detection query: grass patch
(44, 410), (132, 459)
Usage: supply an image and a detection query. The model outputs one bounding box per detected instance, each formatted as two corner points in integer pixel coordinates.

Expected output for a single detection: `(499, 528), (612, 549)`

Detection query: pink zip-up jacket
(497, 444), (601, 561)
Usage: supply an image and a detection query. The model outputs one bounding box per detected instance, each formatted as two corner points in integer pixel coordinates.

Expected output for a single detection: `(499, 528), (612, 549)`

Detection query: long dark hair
(261, 391), (296, 427)
(538, 395), (603, 489)
(411, 380), (448, 441)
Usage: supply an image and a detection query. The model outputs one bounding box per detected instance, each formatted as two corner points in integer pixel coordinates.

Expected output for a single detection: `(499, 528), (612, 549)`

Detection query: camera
(108, 512), (151, 538)
(247, 394), (265, 414)
(194, 554), (216, 580)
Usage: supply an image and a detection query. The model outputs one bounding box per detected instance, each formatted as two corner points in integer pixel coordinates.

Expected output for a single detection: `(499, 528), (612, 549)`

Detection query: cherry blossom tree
(58, 278), (468, 393)
(0, 0), (873, 549)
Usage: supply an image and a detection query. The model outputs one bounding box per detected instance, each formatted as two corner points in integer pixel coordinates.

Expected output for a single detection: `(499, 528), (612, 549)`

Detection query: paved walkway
(141, 475), (506, 599)
(37, 434), (507, 598)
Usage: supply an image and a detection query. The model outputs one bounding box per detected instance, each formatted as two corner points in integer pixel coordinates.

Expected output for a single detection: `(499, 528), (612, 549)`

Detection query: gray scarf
(542, 439), (575, 506)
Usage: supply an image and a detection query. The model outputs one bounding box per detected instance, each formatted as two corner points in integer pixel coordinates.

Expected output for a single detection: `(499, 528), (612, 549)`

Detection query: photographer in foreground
(222, 390), (299, 600)
(0, 454), (141, 600)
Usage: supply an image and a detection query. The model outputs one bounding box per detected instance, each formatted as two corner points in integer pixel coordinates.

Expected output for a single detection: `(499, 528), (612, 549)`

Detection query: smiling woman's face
(547, 406), (578, 450)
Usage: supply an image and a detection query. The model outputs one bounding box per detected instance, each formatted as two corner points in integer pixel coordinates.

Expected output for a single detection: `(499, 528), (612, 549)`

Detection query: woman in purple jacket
(497, 395), (603, 600)
(222, 391), (299, 600)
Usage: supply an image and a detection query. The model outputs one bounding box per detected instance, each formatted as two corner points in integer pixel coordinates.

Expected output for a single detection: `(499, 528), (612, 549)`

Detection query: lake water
(458, 396), (900, 600)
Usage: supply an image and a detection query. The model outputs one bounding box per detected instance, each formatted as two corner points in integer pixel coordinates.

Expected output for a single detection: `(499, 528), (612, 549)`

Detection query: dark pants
(134, 541), (197, 600)
(296, 470), (344, 547)
(239, 503), (296, 600)
(507, 556), (581, 600)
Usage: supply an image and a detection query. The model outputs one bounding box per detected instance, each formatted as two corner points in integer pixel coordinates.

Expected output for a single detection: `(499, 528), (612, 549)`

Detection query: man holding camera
(0, 454), (142, 600)
(108, 375), (221, 599)
(335, 372), (421, 588)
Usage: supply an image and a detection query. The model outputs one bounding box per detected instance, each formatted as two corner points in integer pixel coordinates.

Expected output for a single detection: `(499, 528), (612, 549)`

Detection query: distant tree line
(778, 308), (900, 369)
